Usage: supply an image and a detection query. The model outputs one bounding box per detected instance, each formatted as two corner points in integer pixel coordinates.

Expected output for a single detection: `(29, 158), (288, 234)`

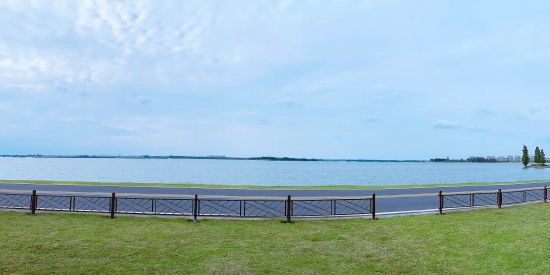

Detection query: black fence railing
(1, 186), (548, 220)
(0, 190), (375, 221)
(439, 186), (548, 214)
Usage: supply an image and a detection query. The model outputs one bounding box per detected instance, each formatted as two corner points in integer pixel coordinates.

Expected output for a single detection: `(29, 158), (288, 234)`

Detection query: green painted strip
(0, 179), (549, 190)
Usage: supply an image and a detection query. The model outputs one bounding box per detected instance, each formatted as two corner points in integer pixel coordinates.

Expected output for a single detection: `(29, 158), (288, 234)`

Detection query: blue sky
(1, 0), (549, 159)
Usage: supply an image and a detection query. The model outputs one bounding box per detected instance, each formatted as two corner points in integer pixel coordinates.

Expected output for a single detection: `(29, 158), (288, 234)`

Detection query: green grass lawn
(1, 204), (549, 274)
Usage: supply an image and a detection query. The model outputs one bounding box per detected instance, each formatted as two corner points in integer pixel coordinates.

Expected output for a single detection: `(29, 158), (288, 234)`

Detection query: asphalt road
(1, 182), (548, 214)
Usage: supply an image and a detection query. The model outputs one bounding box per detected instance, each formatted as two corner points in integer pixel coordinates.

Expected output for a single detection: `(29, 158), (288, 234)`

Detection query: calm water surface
(0, 158), (549, 186)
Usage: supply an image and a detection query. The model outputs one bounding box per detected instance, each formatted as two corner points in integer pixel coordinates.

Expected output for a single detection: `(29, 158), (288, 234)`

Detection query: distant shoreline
(526, 165), (550, 169)
(0, 155), (523, 163)
(0, 154), (426, 163)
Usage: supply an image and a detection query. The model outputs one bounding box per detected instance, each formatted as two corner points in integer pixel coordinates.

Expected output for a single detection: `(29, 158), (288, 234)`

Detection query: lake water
(0, 157), (549, 186)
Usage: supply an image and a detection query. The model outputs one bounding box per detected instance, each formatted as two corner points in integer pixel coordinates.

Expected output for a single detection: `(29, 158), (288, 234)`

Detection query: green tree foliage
(522, 145), (529, 167)
(535, 146), (541, 164)
(541, 149), (546, 166)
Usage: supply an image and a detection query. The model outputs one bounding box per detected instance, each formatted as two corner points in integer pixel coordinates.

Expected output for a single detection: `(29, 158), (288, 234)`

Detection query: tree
(522, 145), (529, 167)
(535, 146), (542, 164)
(542, 149), (546, 166)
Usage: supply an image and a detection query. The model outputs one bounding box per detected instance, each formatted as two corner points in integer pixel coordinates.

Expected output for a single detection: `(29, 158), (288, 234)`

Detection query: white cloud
(0, 49), (122, 87)
(77, 0), (150, 54)
(6, 84), (48, 91)
(1, 1), (550, 159)
(433, 119), (460, 129)
(1, 1), (379, 88)
(0, 56), (64, 80)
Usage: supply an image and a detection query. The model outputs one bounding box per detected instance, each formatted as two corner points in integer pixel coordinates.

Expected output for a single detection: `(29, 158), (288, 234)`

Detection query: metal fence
(1, 186), (548, 220)
(439, 186), (548, 214)
(0, 190), (376, 221)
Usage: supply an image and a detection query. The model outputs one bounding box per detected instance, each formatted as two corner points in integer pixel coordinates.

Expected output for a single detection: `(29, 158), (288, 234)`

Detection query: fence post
(497, 189), (502, 209)
(193, 194), (198, 223)
(30, 190), (37, 215)
(544, 186), (548, 203)
(110, 193), (116, 219)
(286, 195), (292, 223)
(438, 191), (443, 215)
(371, 193), (376, 220)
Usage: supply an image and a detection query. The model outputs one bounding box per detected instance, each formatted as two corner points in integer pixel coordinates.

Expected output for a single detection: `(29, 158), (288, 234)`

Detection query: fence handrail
(0, 189), (378, 201)
(440, 185), (548, 212)
(0, 190), (377, 221)
(441, 186), (546, 197)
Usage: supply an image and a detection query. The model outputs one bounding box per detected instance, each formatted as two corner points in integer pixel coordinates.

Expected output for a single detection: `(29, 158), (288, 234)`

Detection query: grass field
(1, 203), (550, 274)
(1, 178), (549, 190)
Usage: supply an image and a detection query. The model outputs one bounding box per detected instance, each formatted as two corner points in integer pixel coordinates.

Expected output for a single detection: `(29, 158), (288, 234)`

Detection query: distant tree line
(430, 157), (461, 162)
(467, 156), (498, 163)
(429, 156), (511, 163)
(250, 156), (320, 161)
(522, 145), (546, 167)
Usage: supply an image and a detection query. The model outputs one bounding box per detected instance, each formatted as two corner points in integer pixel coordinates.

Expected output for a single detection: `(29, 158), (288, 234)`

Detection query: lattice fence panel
(292, 200), (332, 216)
(36, 195), (71, 211)
(117, 197), (155, 214)
(443, 194), (470, 208)
(502, 191), (526, 205)
(199, 200), (241, 216)
(525, 189), (544, 202)
(243, 200), (286, 217)
(334, 199), (371, 215)
(74, 196), (110, 212)
(155, 199), (193, 215)
(473, 193), (497, 207)
(0, 193), (30, 209)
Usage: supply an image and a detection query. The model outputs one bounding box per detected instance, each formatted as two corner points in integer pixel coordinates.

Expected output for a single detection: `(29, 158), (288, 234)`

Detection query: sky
(1, 0), (549, 160)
